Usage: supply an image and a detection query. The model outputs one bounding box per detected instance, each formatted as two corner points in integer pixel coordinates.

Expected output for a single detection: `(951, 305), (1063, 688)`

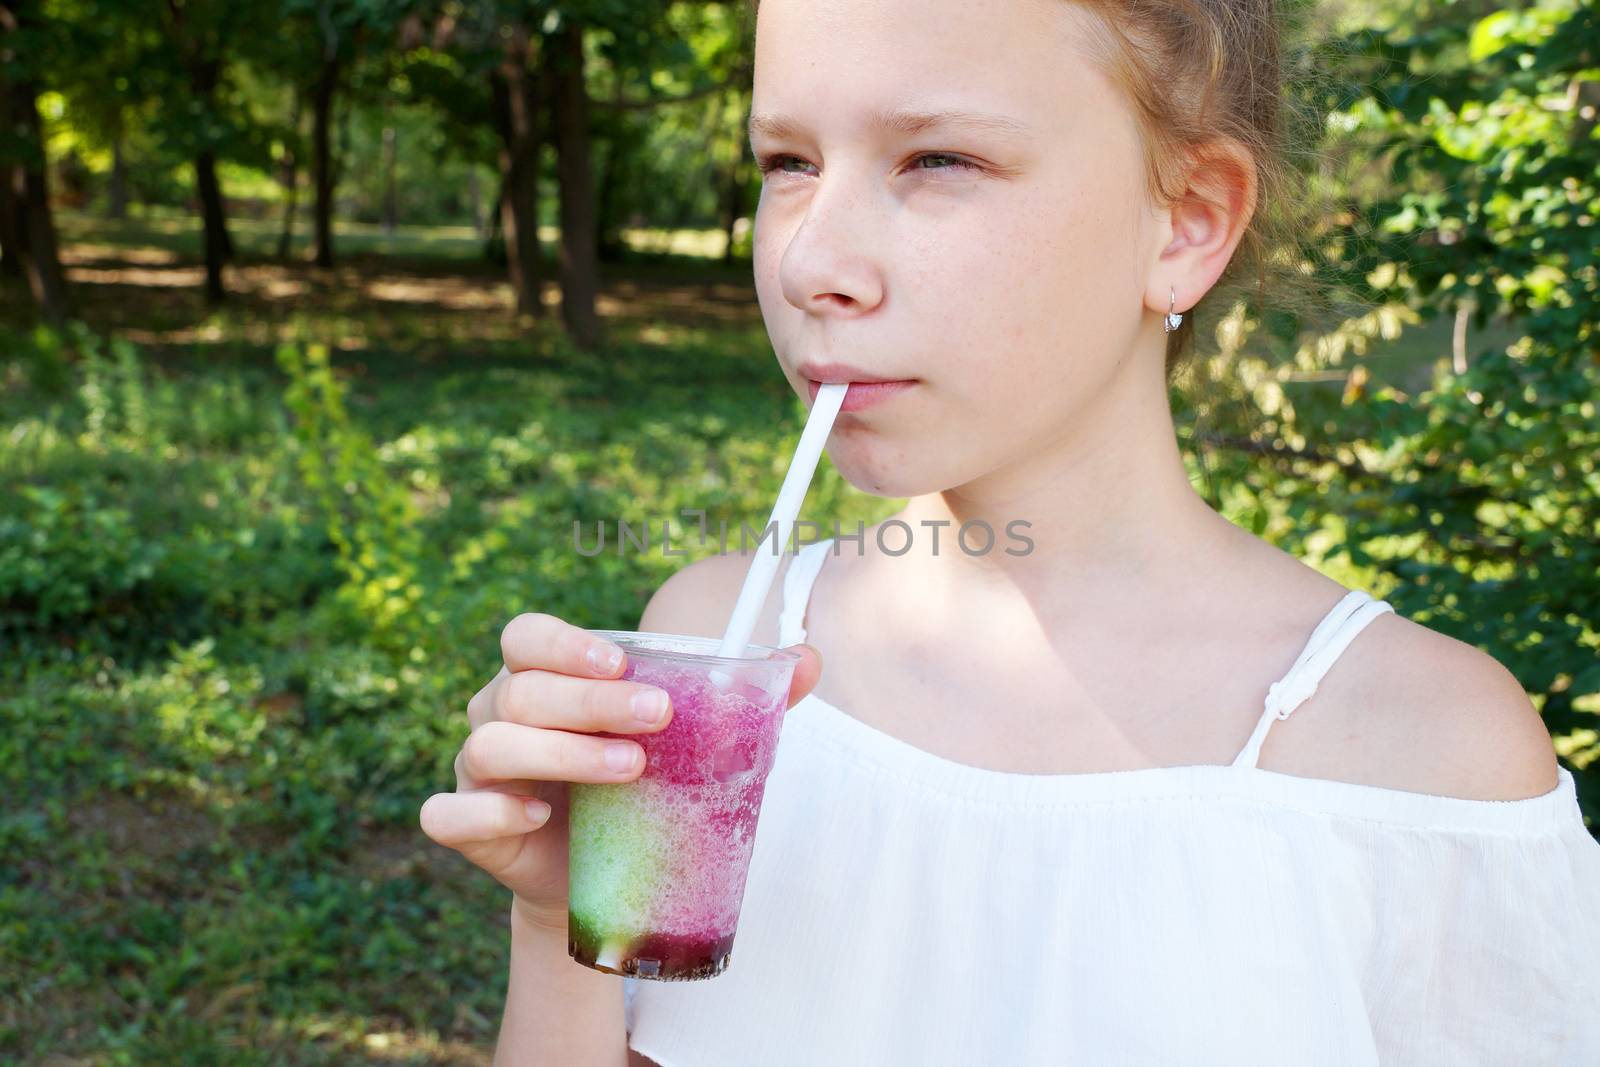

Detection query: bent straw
(710, 381), (848, 686)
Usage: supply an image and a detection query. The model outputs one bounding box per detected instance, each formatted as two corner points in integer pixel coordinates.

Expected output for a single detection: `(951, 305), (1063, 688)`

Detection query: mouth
(798, 361), (917, 413)
(806, 377), (917, 413)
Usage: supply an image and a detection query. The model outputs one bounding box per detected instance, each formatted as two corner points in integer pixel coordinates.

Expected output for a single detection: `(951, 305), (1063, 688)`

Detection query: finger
(501, 612), (627, 678)
(455, 747), (559, 792)
(784, 643), (824, 709)
(493, 668), (672, 734)
(467, 665), (511, 730)
(420, 789), (553, 848)
(459, 720), (645, 785)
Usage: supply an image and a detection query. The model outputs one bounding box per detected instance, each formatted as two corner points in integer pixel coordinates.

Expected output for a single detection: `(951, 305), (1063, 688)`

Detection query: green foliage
(1170, 0), (1600, 812)
(0, 480), (209, 662)
(277, 340), (431, 653)
(1, 327), (331, 668)
(1253, 0), (1600, 812)
(0, 309), (878, 1060)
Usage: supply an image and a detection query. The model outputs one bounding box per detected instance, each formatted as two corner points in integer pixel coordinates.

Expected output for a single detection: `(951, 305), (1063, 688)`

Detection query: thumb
(782, 642), (823, 709)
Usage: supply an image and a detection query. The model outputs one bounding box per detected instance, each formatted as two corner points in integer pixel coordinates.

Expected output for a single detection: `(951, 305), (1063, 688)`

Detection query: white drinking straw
(710, 381), (848, 684)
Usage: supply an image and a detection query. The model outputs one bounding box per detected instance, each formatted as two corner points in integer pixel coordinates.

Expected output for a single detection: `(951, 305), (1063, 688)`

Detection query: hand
(419, 612), (823, 934)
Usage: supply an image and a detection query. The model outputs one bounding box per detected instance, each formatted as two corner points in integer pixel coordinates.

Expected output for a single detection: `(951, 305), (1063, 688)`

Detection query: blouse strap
(1231, 589), (1396, 769)
(776, 537), (835, 647)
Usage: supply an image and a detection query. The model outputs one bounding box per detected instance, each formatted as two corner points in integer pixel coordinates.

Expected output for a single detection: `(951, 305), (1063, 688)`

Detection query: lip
(798, 361), (918, 412)
(798, 361), (910, 385)
(806, 377), (917, 412)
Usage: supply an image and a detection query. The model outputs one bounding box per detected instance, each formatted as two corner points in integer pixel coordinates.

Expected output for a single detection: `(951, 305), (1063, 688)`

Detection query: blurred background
(2, 0), (1596, 1062)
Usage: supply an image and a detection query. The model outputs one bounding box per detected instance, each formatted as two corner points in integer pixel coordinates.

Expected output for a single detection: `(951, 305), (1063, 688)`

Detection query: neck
(865, 358), (1239, 619)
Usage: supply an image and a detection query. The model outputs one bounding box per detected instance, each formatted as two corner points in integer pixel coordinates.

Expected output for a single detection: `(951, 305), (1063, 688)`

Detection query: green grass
(0, 220), (891, 1064)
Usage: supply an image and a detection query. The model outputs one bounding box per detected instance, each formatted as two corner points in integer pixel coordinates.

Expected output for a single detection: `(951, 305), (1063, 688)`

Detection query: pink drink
(567, 631), (800, 980)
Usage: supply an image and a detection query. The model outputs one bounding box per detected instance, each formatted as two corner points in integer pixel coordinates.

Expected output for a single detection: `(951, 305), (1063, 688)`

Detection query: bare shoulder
(1380, 615), (1560, 798)
(637, 548), (792, 648)
(1278, 605), (1560, 800)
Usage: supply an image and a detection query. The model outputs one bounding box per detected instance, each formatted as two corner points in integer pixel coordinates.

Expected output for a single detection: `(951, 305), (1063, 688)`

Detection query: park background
(2, 0), (1597, 1062)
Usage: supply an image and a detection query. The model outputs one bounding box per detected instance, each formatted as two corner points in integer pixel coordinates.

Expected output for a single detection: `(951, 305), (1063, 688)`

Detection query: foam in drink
(568, 643), (791, 980)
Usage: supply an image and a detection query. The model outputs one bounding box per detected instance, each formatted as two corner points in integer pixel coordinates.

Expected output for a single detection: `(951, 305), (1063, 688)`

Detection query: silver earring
(1163, 288), (1183, 333)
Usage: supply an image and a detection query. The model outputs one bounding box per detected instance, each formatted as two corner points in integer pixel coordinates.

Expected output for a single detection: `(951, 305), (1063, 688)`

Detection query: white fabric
(623, 537), (1600, 1065)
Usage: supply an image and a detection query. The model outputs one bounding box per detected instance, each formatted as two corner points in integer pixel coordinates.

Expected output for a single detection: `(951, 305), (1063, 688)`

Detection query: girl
(420, 0), (1600, 1063)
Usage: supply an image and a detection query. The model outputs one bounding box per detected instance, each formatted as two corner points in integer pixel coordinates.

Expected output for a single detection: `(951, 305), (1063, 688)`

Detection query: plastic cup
(566, 630), (802, 981)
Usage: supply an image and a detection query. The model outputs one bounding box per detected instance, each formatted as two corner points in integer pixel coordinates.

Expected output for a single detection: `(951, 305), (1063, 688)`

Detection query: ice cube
(709, 742), (756, 783)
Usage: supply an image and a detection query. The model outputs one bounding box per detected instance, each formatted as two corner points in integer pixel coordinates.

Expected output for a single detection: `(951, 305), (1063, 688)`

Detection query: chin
(826, 438), (956, 500)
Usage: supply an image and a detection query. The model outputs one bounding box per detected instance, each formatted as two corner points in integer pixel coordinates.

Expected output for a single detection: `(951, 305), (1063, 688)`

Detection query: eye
(756, 153), (815, 177)
(908, 153), (982, 174)
(755, 152), (984, 178)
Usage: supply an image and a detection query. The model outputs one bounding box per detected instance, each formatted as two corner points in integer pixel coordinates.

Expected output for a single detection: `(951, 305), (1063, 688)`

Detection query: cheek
(751, 228), (779, 298)
(889, 189), (1141, 457)
(751, 205), (789, 286)
(956, 181), (1141, 371)
(899, 193), (1073, 378)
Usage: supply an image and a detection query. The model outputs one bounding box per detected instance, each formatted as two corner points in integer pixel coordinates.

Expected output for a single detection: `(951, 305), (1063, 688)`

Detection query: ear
(1147, 138), (1258, 321)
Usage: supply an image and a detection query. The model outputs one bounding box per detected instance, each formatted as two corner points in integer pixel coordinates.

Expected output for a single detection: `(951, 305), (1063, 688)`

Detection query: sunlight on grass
(275, 1011), (492, 1066)
(52, 208), (743, 266)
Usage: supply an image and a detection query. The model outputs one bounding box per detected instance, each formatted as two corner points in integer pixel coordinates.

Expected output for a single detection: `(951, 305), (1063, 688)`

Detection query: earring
(1163, 287), (1183, 333)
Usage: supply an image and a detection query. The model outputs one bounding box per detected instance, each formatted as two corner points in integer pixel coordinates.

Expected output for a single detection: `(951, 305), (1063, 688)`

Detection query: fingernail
(632, 688), (668, 725)
(604, 742), (639, 774)
(524, 800), (551, 827)
(589, 643), (623, 674)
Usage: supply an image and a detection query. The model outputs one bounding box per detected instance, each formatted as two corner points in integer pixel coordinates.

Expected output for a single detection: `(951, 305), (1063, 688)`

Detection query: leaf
(1468, 11), (1519, 62)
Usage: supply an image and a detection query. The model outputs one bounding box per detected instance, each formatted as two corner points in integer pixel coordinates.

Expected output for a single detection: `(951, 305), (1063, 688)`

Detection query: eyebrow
(747, 107), (1033, 143)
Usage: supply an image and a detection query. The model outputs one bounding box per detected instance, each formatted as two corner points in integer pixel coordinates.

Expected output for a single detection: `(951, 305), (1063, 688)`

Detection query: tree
(1203, 0), (1600, 821)
(546, 13), (599, 346)
(490, 22), (546, 318)
(154, 0), (259, 302)
(0, 0), (70, 323)
(283, 0), (407, 268)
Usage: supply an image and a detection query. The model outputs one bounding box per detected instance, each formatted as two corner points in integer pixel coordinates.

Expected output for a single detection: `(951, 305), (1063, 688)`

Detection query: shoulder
(637, 548), (794, 647)
(1388, 616), (1560, 799)
(1294, 605), (1560, 801)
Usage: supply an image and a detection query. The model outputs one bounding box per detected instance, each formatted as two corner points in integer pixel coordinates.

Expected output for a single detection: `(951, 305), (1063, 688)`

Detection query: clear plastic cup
(567, 630), (802, 981)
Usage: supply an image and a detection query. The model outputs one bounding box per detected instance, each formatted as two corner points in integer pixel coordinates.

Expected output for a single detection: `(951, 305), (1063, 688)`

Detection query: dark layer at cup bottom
(569, 920), (737, 981)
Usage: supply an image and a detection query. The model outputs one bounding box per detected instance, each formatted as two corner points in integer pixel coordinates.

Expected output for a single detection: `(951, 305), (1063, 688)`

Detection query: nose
(776, 172), (886, 318)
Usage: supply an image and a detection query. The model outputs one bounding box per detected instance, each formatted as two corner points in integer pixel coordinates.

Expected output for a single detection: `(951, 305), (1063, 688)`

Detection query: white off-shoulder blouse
(622, 537), (1600, 1066)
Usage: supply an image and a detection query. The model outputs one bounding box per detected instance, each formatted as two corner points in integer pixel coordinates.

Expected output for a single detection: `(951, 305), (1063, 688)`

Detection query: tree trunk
(1569, 76), (1600, 148)
(492, 34), (543, 318)
(11, 105), (70, 322)
(594, 134), (625, 263)
(0, 55), (21, 281)
(276, 87), (301, 259)
(161, 0), (232, 294)
(0, 0), (69, 321)
(108, 134), (128, 219)
(483, 169), (506, 263)
(0, 169), (20, 279)
(190, 51), (234, 278)
(195, 147), (228, 303)
(381, 125), (397, 234)
(594, 79), (626, 263)
(312, 52), (339, 268)
(721, 156), (746, 265)
(467, 165), (485, 239)
(546, 19), (600, 349)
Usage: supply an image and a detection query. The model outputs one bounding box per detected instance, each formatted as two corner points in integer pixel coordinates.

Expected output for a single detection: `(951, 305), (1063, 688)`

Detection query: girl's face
(750, 0), (1171, 498)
